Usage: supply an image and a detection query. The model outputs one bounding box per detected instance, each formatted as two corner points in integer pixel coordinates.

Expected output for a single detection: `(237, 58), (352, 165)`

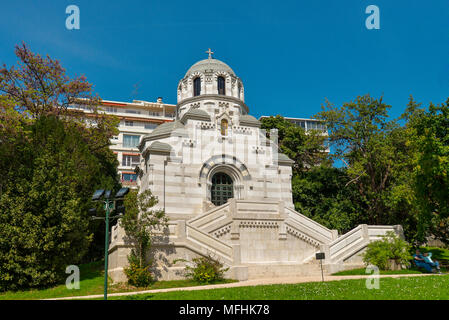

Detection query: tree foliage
(407, 99), (449, 244)
(260, 115), (328, 174)
(316, 95), (418, 231)
(0, 43), (120, 291)
(292, 166), (365, 233)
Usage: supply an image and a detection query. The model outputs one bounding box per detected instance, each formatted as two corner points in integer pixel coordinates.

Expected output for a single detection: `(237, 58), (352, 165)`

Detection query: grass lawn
(111, 275), (449, 300)
(2, 247), (447, 300)
(332, 268), (425, 276)
(0, 261), (235, 300)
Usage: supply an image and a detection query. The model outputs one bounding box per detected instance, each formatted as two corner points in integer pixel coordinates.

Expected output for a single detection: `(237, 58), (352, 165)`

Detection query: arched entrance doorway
(211, 172), (233, 206)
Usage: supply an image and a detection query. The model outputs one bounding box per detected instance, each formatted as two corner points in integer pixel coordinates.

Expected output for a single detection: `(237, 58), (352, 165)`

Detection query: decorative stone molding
(232, 126), (252, 134)
(217, 135), (233, 143)
(205, 76), (213, 84)
(212, 224), (232, 238)
(177, 94), (249, 115)
(286, 225), (321, 247)
(195, 122), (216, 130)
(187, 72), (204, 85)
(252, 146), (265, 154)
(213, 71), (230, 81)
(182, 139), (196, 147)
(239, 221), (279, 228)
(218, 101), (230, 108)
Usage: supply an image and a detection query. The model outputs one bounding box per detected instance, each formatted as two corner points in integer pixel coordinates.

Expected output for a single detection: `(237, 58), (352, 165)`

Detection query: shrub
(124, 261), (153, 287)
(184, 254), (229, 284)
(363, 231), (412, 270)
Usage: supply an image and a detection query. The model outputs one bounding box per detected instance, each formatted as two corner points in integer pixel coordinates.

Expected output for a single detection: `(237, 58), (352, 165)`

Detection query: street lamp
(90, 187), (129, 300)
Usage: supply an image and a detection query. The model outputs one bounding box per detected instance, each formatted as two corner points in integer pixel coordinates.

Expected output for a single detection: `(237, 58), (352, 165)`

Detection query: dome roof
(181, 108), (211, 123)
(239, 115), (261, 127)
(185, 58), (235, 78)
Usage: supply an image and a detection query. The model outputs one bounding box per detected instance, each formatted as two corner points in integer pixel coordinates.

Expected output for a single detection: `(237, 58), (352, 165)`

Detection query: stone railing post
(232, 244), (241, 265)
(394, 224), (405, 239)
(361, 224), (369, 243)
(177, 220), (186, 240)
(331, 229), (339, 241)
(320, 244), (331, 264)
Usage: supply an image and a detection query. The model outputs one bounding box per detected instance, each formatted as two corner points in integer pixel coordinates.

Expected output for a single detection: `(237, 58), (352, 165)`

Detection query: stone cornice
(177, 95), (249, 114)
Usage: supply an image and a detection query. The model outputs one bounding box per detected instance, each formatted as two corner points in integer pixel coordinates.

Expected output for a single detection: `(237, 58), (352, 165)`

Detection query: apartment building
(71, 97), (175, 188)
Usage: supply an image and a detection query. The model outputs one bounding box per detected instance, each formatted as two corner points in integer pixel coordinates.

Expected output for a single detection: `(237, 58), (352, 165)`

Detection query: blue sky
(1, 0), (449, 120)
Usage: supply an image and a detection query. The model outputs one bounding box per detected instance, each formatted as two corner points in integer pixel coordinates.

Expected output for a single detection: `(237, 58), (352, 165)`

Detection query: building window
(125, 109), (141, 114)
(193, 77), (201, 96)
(122, 154), (140, 167)
(149, 111), (161, 116)
(238, 83), (242, 99)
(211, 172), (233, 206)
(220, 119), (228, 136)
(144, 123), (158, 130)
(123, 135), (140, 148)
(105, 107), (118, 113)
(122, 173), (137, 182)
(218, 76), (225, 95)
(125, 120), (133, 127)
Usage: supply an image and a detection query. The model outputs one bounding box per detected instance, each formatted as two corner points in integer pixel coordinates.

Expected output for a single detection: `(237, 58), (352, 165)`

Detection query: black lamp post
(90, 187), (129, 300)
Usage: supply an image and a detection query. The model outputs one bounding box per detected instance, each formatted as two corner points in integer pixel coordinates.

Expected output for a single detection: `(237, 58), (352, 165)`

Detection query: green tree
(292, 166), (365, 233)
(0, 43), (120, 291)
(120, 190), (168, 286)
(409, 99), (449, 245)
(316, 95), (416, 229)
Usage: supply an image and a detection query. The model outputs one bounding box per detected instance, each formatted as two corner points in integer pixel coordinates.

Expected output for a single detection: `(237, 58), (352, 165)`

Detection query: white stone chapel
(108, 50), (403, 282)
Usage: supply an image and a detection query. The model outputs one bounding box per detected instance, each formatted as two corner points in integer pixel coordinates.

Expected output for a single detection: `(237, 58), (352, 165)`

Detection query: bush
(363, 231), (412, 270)
(124, 262), (153, 287)
(184, 254), (229, 284)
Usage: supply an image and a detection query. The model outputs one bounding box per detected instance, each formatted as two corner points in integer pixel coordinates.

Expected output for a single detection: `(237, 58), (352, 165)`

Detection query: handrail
(328, 225), (400, 263)
(285, 207), (335, 241)
(185, 224), (233, 262)
(188, 202), (230, 227)
(328, 225), (363, 249)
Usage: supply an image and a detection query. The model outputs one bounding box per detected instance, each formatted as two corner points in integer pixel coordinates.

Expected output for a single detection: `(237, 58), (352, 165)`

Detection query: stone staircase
(108, 199), (403, 282)
(184, 200), (403, 279)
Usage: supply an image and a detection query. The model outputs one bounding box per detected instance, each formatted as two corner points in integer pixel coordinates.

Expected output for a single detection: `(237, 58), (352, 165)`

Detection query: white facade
(108, 53), (403, 282)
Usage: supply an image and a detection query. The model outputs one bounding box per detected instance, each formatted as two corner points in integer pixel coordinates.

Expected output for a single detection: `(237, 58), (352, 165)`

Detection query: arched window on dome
(193, 77), (201, 96)
(238, 83), (242, 99)
(220, 119), (228, 136)
(217, 76), (225, 95)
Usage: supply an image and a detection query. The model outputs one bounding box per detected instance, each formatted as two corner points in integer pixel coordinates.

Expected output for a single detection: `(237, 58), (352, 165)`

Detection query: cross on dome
(205, 48), (214, 59)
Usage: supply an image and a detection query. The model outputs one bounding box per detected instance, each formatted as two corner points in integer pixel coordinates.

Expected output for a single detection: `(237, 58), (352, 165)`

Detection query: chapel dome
(185, 58), (236, 78)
